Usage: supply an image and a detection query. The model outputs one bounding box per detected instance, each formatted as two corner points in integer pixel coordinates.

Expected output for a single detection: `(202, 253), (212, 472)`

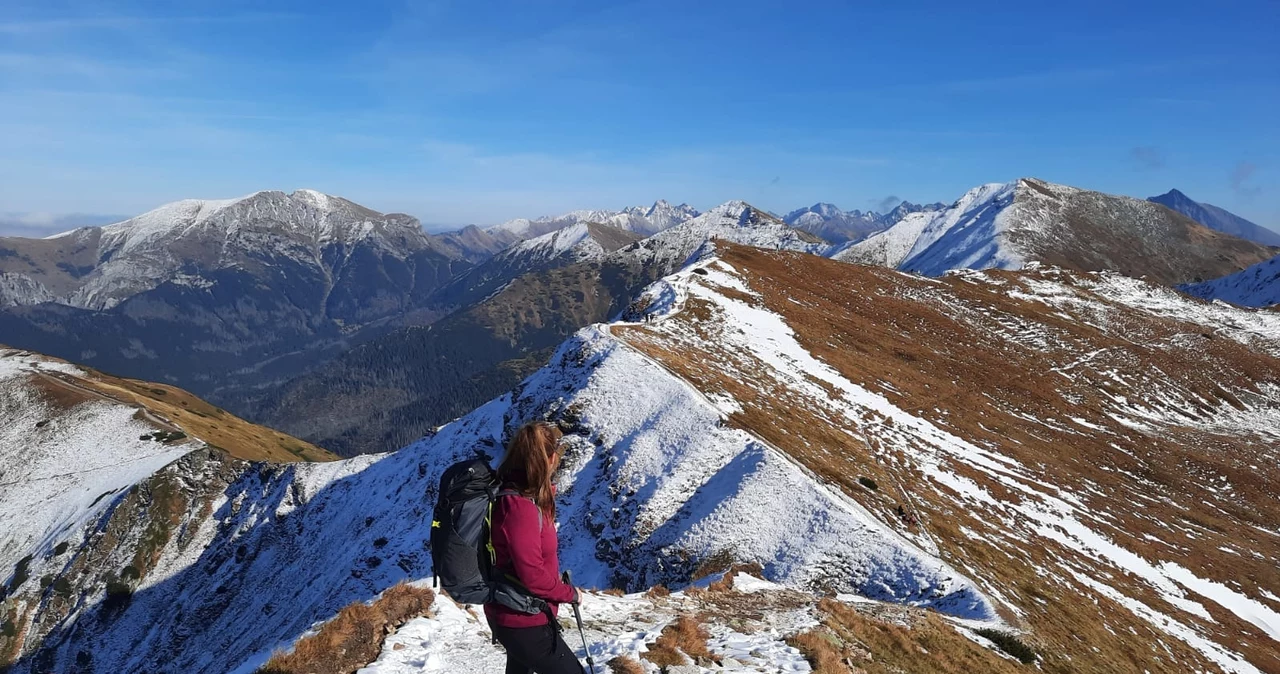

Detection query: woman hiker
(485, 422), (586, 674)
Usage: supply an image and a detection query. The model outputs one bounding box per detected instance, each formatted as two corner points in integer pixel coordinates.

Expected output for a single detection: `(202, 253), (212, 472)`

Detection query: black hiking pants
(491, 622), (585, 674)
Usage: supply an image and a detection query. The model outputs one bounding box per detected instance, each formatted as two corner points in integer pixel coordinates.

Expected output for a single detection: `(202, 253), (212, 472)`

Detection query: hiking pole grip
(562, 570), (596, 674)
(562, 570), (577, 604)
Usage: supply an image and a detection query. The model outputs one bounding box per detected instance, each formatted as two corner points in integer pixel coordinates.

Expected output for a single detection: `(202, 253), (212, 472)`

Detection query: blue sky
(0, 0), (1276, 233)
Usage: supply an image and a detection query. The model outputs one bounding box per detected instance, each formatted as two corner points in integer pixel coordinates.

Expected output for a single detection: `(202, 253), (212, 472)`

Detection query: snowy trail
(361, 576), (818, 674)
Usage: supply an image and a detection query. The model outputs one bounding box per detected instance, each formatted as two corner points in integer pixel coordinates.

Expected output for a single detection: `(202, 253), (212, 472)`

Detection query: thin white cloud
(0, 212), (122, 238)
(0, 13), (299, 34)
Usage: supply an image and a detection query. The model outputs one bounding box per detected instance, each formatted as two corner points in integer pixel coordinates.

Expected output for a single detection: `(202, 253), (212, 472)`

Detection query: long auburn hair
(497, 422), (563, 518)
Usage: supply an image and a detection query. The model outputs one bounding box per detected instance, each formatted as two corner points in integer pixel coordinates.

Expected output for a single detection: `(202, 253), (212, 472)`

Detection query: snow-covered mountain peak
(94, 189), (414, 255)
(782, 201), (893, 244)
(485, 201), (698, 243)
(644, 199), (701, 231)
(289, 188), (333, 209)
(702, 199), (754, 221)
(1149, 188), (1280, 246)
(0, 189), (456, 314)
(97, 191), (264, 246)
(505, 221), (639, 264)
(955, 180), (1018, 208)
(833, 180), (1019, 273)
(614, 200), (830, 274)
(833, 178), (1275, 285)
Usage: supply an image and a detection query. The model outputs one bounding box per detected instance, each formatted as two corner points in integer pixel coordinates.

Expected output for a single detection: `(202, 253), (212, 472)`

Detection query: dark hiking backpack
(429, 458), (548, 615)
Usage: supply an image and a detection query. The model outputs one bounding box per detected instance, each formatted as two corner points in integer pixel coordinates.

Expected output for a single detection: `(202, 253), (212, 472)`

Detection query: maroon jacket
(484, 489), (577, 628)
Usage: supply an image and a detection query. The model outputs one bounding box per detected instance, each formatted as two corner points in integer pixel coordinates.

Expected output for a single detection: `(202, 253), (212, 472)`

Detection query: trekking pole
(562, 571), (597, 674)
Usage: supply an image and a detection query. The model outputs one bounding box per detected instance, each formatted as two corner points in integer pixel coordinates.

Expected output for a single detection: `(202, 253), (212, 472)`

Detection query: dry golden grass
(615, 244), (1280, 673)
(4, 346), (337, 462)
(641, 615), (712, 668)
(606, 654), (646, 674)
(808, 598), (1028, 674)
(643, 584), (670, 600)
(256, 583), (434, 674)
(790, 599), (1019, 674)
(787, 629), (850, 673)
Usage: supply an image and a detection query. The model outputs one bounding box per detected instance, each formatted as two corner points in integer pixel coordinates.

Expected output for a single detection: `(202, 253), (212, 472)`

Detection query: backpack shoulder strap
(495, 489), (544, 531)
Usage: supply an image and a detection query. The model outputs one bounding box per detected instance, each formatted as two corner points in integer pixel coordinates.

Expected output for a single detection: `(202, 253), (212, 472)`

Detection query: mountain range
(834, 178), (1277, 285)
(1149, 188), (1280, 247)
(484, 200), (701, 243)
(0, 179), (1275, 460)
(782, 200), (945, 243)
(252, 201), (828, 456)
(2, 236), (1277, 672)
(0, 190), (484, 412)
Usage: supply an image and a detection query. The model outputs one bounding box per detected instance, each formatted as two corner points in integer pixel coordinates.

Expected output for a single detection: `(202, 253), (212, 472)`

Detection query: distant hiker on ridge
(486, 422), (585, 674)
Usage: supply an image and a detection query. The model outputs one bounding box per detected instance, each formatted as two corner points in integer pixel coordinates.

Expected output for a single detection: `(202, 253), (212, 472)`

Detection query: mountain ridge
(1149, 189), (1280, 247)
(3, 243), (1277, 673)
(835, 177), (1278, 284)
(783, 200), (944, 244)
(250, 200), (831, 456)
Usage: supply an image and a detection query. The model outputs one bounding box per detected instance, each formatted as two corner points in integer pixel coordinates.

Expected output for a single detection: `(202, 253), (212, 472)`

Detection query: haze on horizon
(0, 0), (1276, 236)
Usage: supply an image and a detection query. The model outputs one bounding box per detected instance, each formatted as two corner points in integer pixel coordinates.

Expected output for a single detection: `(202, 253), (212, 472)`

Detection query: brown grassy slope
(606, 654), (646, 674)
(3, 345), (336, 462)
(257, 583), (435, 674)
(790, 598), (1030, 674)
(1012, 178), (1277, 285)
(641, 614), (713, 667)
(0, 230), (103, 297)
(617, 244), (1280, 674)
(688, 574), (1027, 674)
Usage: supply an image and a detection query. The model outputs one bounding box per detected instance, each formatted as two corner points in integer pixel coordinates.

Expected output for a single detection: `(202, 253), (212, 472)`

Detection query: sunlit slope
(617, 243), (1280, 674)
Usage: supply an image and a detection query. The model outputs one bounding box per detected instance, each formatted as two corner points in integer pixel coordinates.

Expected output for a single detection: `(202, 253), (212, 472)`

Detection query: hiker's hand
(571, 586), (581, 604)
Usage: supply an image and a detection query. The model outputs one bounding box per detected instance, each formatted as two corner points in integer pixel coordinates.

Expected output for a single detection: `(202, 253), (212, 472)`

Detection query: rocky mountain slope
(0, 345), (335, 670)
(1149, 189), (1280, 247)
(252, 202), (829, 456)
(0, 190), (475, 412)
(427, 221), (643, 310)
(617, 244), (1280, 673)
(0, 190), (465, 313)
(783, 201), (943, 244)
(4, 242), (1276, 673)
(426, 225), (510, 263)
(484, 200), (700, 245)
(1180, 253), (1280, 308)
(835, 178), (1277, 284)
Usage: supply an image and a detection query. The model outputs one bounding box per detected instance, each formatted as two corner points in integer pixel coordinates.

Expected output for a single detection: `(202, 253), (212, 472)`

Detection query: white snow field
(0, 350), (190, 568)
(357, 574), (820, 674)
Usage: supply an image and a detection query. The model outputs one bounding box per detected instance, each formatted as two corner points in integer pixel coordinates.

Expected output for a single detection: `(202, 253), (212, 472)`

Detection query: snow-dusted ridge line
(619, 252), (1280, 673)
(0, 351), (193, 568)
(0, 260), (986, 672)
(833, 181), (1021, 273)
(613, 256), (996, 616)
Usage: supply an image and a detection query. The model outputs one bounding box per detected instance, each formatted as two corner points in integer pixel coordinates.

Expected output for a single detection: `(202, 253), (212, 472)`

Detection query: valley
(1, 178), (1278, 674)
